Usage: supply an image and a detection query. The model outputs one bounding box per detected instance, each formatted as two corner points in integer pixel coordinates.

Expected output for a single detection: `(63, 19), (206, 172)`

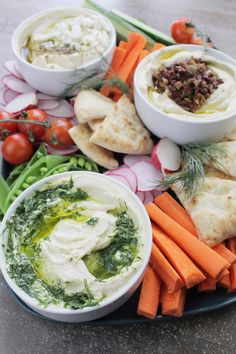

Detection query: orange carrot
(138, 49), (149, 63)
(117, 35), (147, 83)
(198, 279), (216, 292)
(154, 192), (197, 236)
(119, 40), (127, 49)
(137, 265), (161, 319)
(226, 238), (236, 292)
(112, 93), (122, 102)
(218, 273), (231, 289)
(150, 242), (184, 292)
(213, 243), (236, 266)
(152, 223), (206, 288)
(160, 284), (186, 317)
(126, 49), (149, 87)
(99, 85), (110, 97)
(126, 32), (142, 55)
(145, 203), (230, 279)
(151, 42), (166, 51)
(104, 47), (126, 79)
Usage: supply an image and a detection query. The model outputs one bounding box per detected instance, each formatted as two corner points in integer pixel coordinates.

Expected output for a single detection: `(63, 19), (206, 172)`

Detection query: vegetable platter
(1, 0), (236, 323)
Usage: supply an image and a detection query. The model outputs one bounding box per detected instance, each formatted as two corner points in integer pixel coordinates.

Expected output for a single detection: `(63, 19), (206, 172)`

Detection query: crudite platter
(1, 0), (236, 324)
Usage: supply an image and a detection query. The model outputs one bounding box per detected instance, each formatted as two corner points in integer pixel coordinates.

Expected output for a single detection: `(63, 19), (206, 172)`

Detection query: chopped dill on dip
(5, 176), (143, 310)
(23, 12), (112, 69)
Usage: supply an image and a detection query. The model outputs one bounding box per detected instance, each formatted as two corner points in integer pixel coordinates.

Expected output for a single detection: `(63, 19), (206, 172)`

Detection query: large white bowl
(0, 171), (152, 323)
(12, 8), (116, 96)
(134, 44), (236, 144)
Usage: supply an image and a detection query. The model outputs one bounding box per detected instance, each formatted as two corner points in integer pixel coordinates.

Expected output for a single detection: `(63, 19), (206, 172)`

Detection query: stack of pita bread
(69, 90), (154, 170)
(173, 134), (236, 247)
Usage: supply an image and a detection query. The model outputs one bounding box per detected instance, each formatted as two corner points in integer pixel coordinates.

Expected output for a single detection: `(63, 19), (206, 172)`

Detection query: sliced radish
(69, 97), (76, 106)
(3, 60), (23, 79)
(108, 167), (137, 192)
(105, 174), (132, 190)
(123, 155), (152, 167)
(47, 145), (79, 155)
(4, 92), (38, 113)
(130, 161), (163, 192)
(136, 191), (145, 203)
(0, 87), (6, 105)
(3, 89), (19, 104)
(4, 76), (36, 94)
(38, 100), (60, 110)
(143, 191), (154, 205)
(37, 93), (57, 100)
(2, 75), (12, 86)
(152, 138), (181, 172)
(45, 99), (74, 118)
(152, 190), (163, 198)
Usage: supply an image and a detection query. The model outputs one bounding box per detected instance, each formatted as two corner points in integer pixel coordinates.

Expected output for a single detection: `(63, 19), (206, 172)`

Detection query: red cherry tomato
(18, 109), (47, 141)
(0, 111), (17, 139)
(171, 18), (195, 43)
(44, 119), (74, 149)
(2, 133), (33, 165)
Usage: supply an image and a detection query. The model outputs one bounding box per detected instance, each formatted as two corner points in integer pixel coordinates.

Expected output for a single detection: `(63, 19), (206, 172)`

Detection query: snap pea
(0, 176), (10, 214)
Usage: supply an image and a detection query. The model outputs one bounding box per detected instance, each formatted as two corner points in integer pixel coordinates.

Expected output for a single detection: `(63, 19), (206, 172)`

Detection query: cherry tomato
(171, 18), (195, 43)
(44, 119), (74, 149)
(0, 111), (17, 140)
(2, 133), (33, 165)
(18, 109), (47, 141)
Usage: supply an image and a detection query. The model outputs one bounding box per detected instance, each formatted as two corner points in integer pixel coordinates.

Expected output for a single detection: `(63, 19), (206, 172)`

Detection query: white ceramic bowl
(0, 171), (152, 323)
(134, 44), (236, 144)
(12, 8), (116, 96)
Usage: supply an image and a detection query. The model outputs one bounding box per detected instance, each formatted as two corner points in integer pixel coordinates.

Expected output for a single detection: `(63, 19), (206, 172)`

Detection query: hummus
(23, 12), (112, 69)
(138, 48), (236, 119)
(5, 175), (144, 310)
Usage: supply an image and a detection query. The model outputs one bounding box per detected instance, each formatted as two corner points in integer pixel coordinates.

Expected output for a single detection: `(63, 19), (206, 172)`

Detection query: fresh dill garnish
(155, 142), (226, 199)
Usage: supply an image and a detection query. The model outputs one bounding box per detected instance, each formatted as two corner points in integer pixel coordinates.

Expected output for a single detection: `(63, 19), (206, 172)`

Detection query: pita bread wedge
(69, 124), (119, 170)
(74, 89), (114, 123)
(225, 125), (236, 141)
(90, 95), (154, 154)
(204, 141), (236, 177)
(88, 118), (104, 131)
(172, 177), (236, 247)
(204, 165), (236, 181)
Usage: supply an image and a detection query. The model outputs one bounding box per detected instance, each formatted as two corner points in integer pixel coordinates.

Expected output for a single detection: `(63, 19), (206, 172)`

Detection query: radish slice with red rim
(3, 89), (19, 104)
(0, 87), (6, 105)
(38, 100), (60, 110)
(152, 138), (181, 172)
(109, 167), (137, 192)
(124, 154), (152, 167)
(4, 76), (36, 94)
(105, 174), (132, 190)
(4, 93), (38, 113)
(47, 145), (79, 155)
(136, 191), (145, 203)
(143, 191), (154, 205)
(130, 161), (163, 192)
(37, 93), (57, 100)
(3, 60), (23, 79)
(45, 100), (74, 118)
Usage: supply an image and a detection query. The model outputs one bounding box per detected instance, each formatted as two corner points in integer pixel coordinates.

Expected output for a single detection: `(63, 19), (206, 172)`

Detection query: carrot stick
(151, 42), (166, 52)
(152, 223), (206, 288)
(226, 238), (236, 292)
(104, 47), (126, 79)
(198, 280), (216, 292)
(154, 193), (235, 264)
(126, 32), (142, 55)
(126, 50), (149, 87)
(160, 285), (186, 317)
(112, 93), (122, 102)
(119, 41), (127, 49)
(137, 265), (161, 319)
(117, 35), (147, 83)
(154, 192), (197, 236)
(150, 242), (184, 292)
(138, 49), (149, 63)
(218, 273), (231, 289)
(99, 85), (110, 97)
(145, 203), (230, 279)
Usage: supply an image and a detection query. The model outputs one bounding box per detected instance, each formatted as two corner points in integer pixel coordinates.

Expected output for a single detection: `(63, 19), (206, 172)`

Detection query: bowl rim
(0, 171), (152, 316)
(11, 7), (116, 73)
(134, 44), (236, 125)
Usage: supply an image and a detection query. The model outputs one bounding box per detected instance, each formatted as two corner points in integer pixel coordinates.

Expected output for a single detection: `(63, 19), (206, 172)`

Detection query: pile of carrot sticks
(137, 192), (236, 319)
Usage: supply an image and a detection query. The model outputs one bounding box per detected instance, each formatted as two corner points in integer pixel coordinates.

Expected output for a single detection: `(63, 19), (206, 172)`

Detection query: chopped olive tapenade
(152, 57), (223, 112)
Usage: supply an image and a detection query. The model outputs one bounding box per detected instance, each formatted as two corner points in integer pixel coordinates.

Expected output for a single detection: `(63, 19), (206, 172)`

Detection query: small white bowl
(134, 44), (236, 144)
(12, 8), (116, 96)
(0, 171), (152, 323)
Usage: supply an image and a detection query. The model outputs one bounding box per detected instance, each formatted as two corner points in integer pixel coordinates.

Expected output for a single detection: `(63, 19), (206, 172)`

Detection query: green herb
(155, 143), (226, 199)
(86, 217), (99, 226)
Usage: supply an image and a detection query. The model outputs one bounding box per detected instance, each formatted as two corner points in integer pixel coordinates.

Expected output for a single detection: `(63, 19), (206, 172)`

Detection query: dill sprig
(155, 142), (226, 199)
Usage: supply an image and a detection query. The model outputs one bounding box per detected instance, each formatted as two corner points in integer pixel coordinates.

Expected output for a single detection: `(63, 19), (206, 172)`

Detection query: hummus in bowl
(134, 45), (236, 144)
(0, 172), (151, 322)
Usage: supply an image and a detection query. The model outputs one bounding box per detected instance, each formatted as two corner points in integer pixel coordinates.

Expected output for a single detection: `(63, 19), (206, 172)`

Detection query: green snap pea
(26, 176), (37, 184)
(40, 167), (48, 175)
(77, 157), (86, 168)
(22, 183), (30, 190)
(85, 162), (92, 171)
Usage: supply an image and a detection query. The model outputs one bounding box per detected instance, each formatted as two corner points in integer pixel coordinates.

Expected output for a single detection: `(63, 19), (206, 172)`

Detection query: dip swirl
(5, 177), (143, 310)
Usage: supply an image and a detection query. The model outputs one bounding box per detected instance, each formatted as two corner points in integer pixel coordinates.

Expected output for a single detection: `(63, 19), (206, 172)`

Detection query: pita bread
(88, 118), (104, 131)
(204, 165), (236, 181)
(69, 124), (119, 170)
(225, 125), (236, 141)
(204, 141), (236, 177)
(172, 177), (236, 247)
(90, 95), (154, 154)
(74, 89), (114, 123)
